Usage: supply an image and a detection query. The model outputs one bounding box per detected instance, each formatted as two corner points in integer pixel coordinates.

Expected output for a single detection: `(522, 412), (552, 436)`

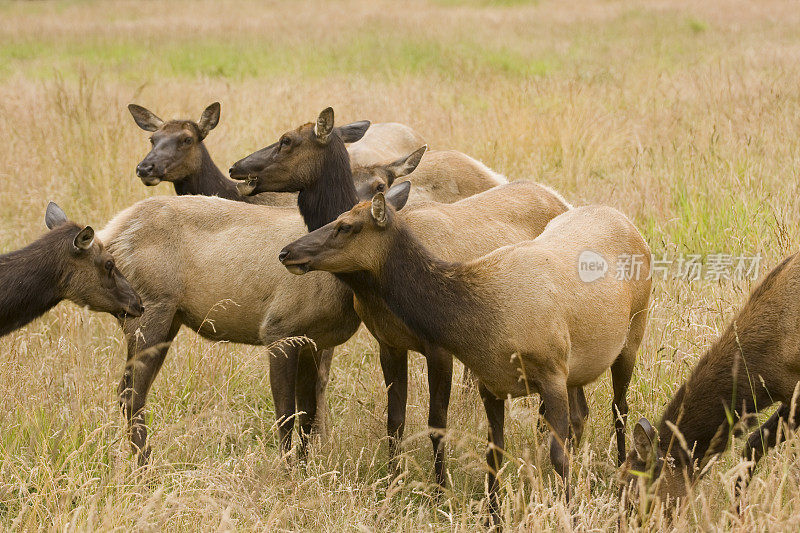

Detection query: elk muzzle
(278, 245), (311, 275)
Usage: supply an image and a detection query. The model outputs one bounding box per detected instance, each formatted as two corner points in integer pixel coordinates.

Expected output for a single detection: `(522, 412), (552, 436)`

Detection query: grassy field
(1, 0), (800, 530)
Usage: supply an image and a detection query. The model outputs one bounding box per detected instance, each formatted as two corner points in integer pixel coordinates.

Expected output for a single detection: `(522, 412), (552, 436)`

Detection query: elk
(127, 102), (371, 207)
(279, 191), (651, 522)
(0, 202), (142, 337)
(352, 146), (509, 203)
(229, 107), (572, 490)
(622, 252), (800, 506)
(345, 121), (426, 167)
(98, 113), (377, 465)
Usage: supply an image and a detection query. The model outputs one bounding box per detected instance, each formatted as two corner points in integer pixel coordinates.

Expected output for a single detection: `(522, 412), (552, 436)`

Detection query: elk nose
(136, 163), (154, 177)
(278, 249), (290, 263)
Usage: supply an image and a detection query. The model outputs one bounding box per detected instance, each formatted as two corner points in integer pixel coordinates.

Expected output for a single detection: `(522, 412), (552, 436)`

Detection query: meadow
(1, 0), (800, 530)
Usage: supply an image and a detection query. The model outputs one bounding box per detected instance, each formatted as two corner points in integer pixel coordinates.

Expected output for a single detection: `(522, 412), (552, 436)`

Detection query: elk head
(128, 102), (220, 186)
(45, 202), (143, 319)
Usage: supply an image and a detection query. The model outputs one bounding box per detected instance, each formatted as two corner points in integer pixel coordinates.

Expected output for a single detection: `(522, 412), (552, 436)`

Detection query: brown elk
(0, 202), (142, 338)
(622, 252), (800, 506)
(99, 112), (375, 465)
(127, 102), (370, 207)
(352, 146), (509, 203)
(279, 192), (651, 522)
(229, 107), (572, 490)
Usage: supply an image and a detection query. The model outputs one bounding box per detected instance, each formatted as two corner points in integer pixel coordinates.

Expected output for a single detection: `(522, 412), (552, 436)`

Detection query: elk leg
(296, 344), (332, 460)
(611, 354), (635, 466)
(379, 342), (408, 474)
(568, 386), (589, 447)
(269, 342), (300, 459)
(118, 305), (181, 466)
(314, 347), (334, 438)
(538, 375), (571, 502)
(737, 403), (799, 496)
(612, 309), (645, 465)
(479, 382), (505, 527)
(426, 345), (453, 488)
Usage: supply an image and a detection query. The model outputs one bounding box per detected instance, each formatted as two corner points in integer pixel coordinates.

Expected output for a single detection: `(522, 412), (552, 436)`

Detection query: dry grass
(1, 0), (800, 530)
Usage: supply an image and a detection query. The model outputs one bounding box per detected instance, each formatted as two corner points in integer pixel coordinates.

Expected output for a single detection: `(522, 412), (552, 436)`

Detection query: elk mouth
(118, 302), (144, 319)
(282, 260), (310, 275)
(279, 248), (311, 275)
(139, 176), (162, 186)
(234, 177), (259, 196)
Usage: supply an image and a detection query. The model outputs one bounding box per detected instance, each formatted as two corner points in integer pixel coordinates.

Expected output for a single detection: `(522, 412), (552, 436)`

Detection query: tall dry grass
(1, 0), (800, 530)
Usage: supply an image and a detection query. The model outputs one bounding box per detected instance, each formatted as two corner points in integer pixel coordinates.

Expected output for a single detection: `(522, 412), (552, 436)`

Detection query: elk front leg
(479, 382), (505, 528)
(118, 306), (180, 467)
(269, 342), (300, 459)
(538, 373), (571, 502)
(379, 342), (408, 474)
(426, 345), (453, 488)
(296, 344), (334, 460)
(737, 403), (800, 497)
(568, 386), (589, 447)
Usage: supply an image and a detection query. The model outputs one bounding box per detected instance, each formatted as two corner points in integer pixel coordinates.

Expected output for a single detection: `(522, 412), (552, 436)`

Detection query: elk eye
(339, 224), (352, 234)
(184, 137), (193, 145)
(375, 183), (386, 192)
(105, 260), (114, 272)
(280, 137), (291, 148)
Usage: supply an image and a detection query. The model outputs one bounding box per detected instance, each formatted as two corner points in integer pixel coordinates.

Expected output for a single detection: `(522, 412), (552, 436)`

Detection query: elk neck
(297, 135), (359, 231)
(0, 227), (71, 337)
(338, 221), (499, 356)
(174, 143), (241, 200)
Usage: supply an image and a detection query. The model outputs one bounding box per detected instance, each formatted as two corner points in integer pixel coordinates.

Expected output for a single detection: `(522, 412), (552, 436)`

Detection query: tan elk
(128, 102), (371, 206)
(0, 202), (142, 337)
(229, 107), (573, 490)
(622, 252), (800, 507)
(279, 190), (651, 523)
(345, 121), (425, 167)
(352, 146), (509, 203)
(99, 111), (381, 465)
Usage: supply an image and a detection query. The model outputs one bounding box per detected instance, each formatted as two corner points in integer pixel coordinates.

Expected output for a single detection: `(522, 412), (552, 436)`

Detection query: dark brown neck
(174, 143), (241, 200)
(0, 228), (71, 337)
(296, 135), (359, 231)
(338, 221), (498, 354)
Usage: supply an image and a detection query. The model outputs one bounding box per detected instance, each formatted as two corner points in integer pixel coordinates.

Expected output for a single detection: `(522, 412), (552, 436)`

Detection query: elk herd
(2, 101), (799, 526)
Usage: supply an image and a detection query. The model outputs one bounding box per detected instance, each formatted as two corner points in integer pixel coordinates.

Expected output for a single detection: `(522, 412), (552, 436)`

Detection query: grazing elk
(352, 146), (509, 204)
(279, 192), (651, 522)
(99, 113), (376, 465)
(127, 102), (371, 207)
(229, 107), (572, 490)
(0, 202), (142, 337)
(622, 252), (800, 506)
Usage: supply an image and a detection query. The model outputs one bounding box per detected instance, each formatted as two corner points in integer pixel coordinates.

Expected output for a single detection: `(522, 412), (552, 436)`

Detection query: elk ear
(634, 418), (656, 460)
(315, 107), (334, 144)
(197, 102), (221, 140)
(370, 192), (388, 227)
(127, 104), (164, 132)
(386, 145), (426, 184)
(336, 120), (370, 143)
(73, 226), (95, 251)
(45, 202), (68, 230)
(385, 180), (411, 211)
